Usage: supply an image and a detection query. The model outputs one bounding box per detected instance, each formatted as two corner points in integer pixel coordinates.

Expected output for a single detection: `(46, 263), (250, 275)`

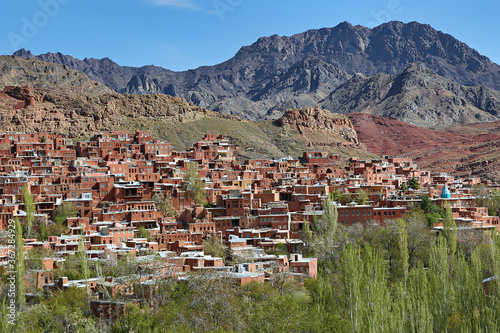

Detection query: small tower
(440, 184), (451, 199)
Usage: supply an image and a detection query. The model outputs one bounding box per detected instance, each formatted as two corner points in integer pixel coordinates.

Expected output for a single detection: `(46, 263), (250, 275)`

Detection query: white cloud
(149, 0), (213, 13)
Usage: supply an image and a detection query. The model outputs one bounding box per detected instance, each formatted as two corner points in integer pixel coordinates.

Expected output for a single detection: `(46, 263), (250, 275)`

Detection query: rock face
(319, 63), (500, 128)
(13, 21), (500, 121)
(0, 56), (114, 96)
(278, 107), (364, 150)
(349, 113), (500, 182)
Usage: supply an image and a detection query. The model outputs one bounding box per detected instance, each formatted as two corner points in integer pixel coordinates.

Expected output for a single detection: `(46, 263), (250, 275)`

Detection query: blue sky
(1, 0), (499, 71)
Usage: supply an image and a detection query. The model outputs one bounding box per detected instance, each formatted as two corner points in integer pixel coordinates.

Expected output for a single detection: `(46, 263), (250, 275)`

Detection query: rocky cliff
(277, 107), (365, 152)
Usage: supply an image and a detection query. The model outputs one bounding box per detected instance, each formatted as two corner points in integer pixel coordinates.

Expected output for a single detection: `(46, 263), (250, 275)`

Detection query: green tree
(398, 220), (409, 287)
(442, 203), (457, 257)
(428, 237), (455, 332)
(403, 211), (433, 268)
(471, 183), (489, 207)
(408, 177), (420, 190)
(330, 190), (343, 203)
(22, 184), (36, 238)
(37, 221), (47, 241)
(425, 212), (441, 228)
(181, 162), (206, 205)
(355, 189), (369, 205)
(472, 184), (500, 215)
(301, 221), (313, 255)
(45, 222), (69, 237)
(15, 218), (26, 308)
(53, 201), (76, 225)
(152, 191), (176, 218)
(311, 197), (339, 262)
(420, 194), (437, 213)
(138, 226), (152, 241)
(202, 235), (228, 259)
(78, 236), (89, 288)
(400, 182), (408, 193)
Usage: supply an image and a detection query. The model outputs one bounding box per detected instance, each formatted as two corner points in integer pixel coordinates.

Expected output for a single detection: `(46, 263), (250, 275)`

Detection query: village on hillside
(1, 130), (499, 319)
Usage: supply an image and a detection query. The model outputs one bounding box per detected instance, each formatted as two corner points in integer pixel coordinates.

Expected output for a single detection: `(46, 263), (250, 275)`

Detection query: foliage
(8, 200), (500, 332)
(310, 197), (340, 262)
(355, 189), (369, 205)
(301, 221), (314, 255)
(181, 162), (207, 205)
(37, 221), (47, 241)
(400, 181), (408, 193)
(53, 201), (76, 225)
(138, 226), (152, 241)
(472, 184), (500, 215)
(408, 177), (420, 190)
(22, 185), (36, 239)
(152, 192), (176, 218)
(342, 189), (368, 205)
(45, 221), (69, 237)
(202, 235), (228, 259)
(420, 194), (438, 213)
(15, 218), (26, 309)
(442, 203), (457, 256)
(330, 190), (343, 203)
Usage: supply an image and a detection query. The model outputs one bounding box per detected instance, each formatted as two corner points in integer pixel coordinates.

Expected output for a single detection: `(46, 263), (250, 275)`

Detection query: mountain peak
(13, 49), (33, 58)
(10, 21), (500, 123)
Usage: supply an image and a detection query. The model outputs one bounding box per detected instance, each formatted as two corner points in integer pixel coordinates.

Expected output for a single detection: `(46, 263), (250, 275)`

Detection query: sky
(0, 0), (499, 71)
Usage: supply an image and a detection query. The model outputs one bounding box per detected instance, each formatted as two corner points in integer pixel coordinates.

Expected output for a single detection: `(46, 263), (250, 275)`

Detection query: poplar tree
(406, 264), (433, 332)
(78, 236), (89, 283)
(398, 220), (409, 287)
(442, 203), (457, 257)
(15, 218), (26, 308)
(428, 237), (454, 332)
(340, 245), (362, 333)
(312, 197), (339, 262)
(22, 185), (35, 239)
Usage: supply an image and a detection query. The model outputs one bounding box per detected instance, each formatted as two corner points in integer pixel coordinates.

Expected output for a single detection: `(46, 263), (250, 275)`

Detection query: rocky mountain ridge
(13, 21), (500, 123)
(319, 63), (500, 127)
(0, 56), (371, 160)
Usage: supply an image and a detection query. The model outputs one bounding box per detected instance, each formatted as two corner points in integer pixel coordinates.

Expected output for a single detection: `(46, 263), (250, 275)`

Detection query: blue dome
(440, 184), (451, 199)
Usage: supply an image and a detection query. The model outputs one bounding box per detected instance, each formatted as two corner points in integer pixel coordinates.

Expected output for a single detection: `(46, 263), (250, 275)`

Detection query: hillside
(320, 63), (500, 128)
(13, 21), (500, 122)
(349, 113), (500, 181)
(0, 57), (372, 160)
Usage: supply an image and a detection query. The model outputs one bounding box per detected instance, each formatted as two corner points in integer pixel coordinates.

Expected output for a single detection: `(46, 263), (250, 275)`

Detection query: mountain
(319, 63), (500, 128)
(0, 55), (114, 96)
(0, 57), (373, 161)
(349, 113), (500, 181)
(13, 21), (500, 121)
